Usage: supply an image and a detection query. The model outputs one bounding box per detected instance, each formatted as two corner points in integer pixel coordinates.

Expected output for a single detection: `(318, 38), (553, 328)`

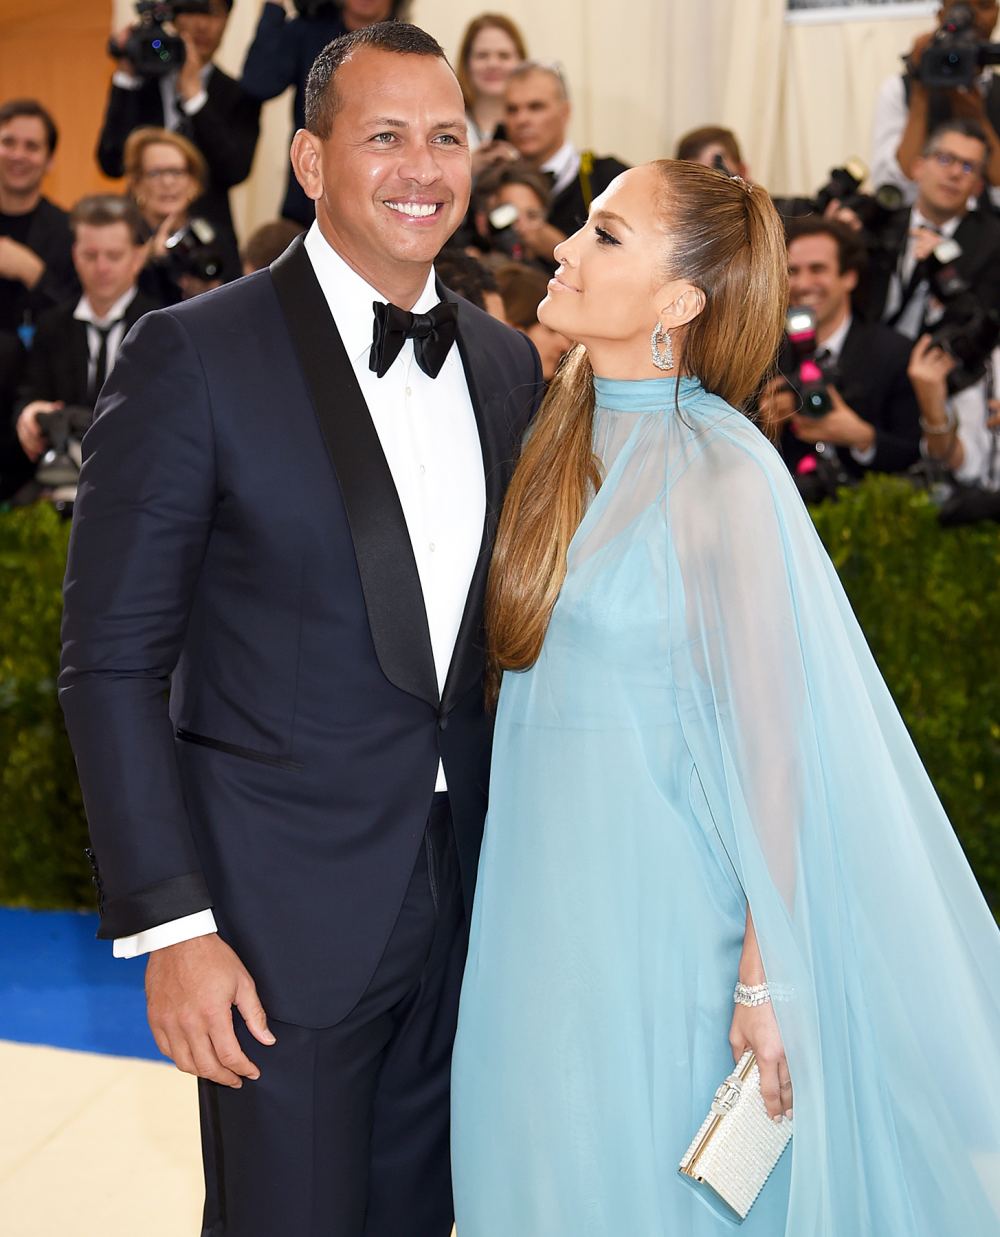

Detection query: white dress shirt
(74, 286), (137, 395)
(882, 207), (962, 342)
(114, 225), (486, 958)
(541, 141), (580, 199)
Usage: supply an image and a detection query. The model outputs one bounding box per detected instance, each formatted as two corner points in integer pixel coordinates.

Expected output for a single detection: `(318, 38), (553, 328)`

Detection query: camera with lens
(773, 158), (905, 252)
(163, 217), (224, 282)
(33, 405), (95, 507)
(784, 306), (838, 418)
(922, 240), (1000, 393)
(483, 202), (529, 261)
(109, 1), (214, 80)
(907, 2), (1000, 91)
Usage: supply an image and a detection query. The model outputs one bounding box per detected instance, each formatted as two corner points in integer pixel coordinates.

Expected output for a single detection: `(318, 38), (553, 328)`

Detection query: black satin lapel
(270, 237), (439, 708)
(438, 291), (505, 715)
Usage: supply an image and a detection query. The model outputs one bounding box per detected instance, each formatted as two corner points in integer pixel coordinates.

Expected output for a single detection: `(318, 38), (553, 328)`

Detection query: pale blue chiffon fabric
(451, 375), (1000, 1235)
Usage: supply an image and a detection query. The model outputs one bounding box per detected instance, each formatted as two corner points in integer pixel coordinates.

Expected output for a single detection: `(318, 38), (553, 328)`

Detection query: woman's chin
(536, 297), (573, 337)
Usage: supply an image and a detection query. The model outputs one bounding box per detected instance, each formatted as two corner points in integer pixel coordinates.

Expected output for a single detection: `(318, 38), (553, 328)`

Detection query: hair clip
(730, 174), (753, 194)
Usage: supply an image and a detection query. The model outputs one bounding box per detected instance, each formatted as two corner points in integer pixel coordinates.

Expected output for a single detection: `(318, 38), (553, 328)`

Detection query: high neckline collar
(593, 374), (703, 412)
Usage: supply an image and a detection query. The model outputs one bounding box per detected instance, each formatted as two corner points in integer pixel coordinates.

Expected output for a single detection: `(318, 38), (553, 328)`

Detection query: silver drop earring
(650, 321), (674, 371)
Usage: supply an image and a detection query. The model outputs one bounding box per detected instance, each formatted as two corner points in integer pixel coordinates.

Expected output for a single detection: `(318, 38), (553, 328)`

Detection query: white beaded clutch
(678, 1051), (793, 1220)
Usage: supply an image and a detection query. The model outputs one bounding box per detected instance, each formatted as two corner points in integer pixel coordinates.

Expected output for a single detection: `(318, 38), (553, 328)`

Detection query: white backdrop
(110, 0), (939, 239)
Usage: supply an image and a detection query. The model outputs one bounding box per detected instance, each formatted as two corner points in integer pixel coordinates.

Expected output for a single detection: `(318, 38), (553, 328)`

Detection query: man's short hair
(70, 194), (145, 245)
(923, 119), (989, 160)
(242, 219), (305, 272)
(506, 60), (569, 102)
(0, 98), (58, 155)
(472, 161), (551, 215)
(434, 247), (499, 311)
(784, 216), (868, 279)
(674, 125), (744, 169)
(305, 23), (448, 139)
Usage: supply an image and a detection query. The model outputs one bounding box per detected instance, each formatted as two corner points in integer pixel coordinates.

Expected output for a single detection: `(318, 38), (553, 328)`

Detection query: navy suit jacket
(59, 236), (542, 1027)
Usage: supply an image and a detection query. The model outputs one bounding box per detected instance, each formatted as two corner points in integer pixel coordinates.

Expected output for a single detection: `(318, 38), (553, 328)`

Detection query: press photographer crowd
(1, 0), (999, 521)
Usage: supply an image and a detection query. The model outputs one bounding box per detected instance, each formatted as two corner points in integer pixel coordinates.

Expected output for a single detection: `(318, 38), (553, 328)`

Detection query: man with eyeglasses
(871, 0), (1000, 209)
(859, 120), (1000, 340)
(97, 0), (260, 284)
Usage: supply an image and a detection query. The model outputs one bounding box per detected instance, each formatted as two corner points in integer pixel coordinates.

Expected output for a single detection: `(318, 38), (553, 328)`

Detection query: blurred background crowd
(1, 0), (999, 520)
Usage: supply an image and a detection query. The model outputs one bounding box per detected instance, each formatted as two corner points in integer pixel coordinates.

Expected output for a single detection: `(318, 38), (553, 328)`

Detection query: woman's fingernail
(785, 1109), (793, 1121)
(772, 1115), (783, 1124)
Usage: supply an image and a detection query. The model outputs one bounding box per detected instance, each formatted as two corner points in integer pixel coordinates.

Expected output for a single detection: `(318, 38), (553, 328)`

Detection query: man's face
(913, 132), (985, 217)
(0, 116), (52, 199)
(72, 222), (145, 309)
(938, 0), (999, 41)
(295, 49), (471, 294)
(174, 1), (229, 62)
(505, 71), (570, 164)
(787, 234), (856, 334)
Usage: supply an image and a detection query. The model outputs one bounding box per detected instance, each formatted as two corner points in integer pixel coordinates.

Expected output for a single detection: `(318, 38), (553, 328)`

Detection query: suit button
(438, 715), (449, 731)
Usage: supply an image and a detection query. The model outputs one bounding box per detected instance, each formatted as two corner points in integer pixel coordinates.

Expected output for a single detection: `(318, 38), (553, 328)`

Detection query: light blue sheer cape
(452, 376), (1000, 1235)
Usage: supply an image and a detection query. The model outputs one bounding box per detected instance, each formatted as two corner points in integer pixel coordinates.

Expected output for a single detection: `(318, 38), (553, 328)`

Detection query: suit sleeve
(96, 82), (150, 179)
(14, 317), (57, 416)
(240, 2), (297, 102)
(59, 309), (217, 939)
(869, 336), (921, 474)
(186, 72), (261, 189)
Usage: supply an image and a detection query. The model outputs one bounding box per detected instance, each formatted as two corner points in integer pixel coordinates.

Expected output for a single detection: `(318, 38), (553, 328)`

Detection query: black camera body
(912, 2), (1000, 90)
(773, 159), (905, 250)
(162, 217), (224, 281)
(109, 1), (215, 80)
(784, 307), (836, 419)
(922, 241), (1000, 393)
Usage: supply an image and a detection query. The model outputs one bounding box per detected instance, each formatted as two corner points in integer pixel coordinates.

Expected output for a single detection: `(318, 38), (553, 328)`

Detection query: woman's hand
(729, 1000), (792, 1122)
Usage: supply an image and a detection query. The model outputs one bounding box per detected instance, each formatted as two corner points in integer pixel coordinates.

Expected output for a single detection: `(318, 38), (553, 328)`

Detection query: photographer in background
(759, 218), (921, 489)
(99, 0), (260, 283)
(860, 121), (1000, 339)
(674, 125), (750, 178)
(871, 0), (1000, 208)
(0, 99), (77, 343)
(503, 62), (628, 261)
(14, 195), (155, 470)
(908, 333), (1000, 491)
(466, 161), (553, 270)
(241, 1), (409, 225)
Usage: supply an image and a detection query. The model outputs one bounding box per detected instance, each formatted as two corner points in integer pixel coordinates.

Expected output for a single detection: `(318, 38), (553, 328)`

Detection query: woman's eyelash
(595, 226), (620, 246)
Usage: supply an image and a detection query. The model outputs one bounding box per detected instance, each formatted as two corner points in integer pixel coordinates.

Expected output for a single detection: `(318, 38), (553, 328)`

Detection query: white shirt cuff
(113, 909), (218, 958)
(179, 89), (208, 116)
(112, 69), (143, 91)
(850, 442), (878, 466)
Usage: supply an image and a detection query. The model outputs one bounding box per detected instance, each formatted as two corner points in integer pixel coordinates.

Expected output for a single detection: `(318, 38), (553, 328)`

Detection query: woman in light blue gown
(451, 160), (1000, 1235)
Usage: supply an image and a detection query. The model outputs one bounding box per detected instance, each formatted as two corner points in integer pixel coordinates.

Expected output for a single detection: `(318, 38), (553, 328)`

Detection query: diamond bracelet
(734, 981), (771, 1008)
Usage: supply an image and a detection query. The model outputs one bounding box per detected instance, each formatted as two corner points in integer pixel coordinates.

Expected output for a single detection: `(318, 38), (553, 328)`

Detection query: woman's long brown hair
(485, 160), (788, 703)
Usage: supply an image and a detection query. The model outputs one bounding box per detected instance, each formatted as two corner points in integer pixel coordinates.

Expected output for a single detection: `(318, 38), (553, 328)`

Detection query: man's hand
(0, 236), (45, 289)
(907, 332), (956, 397)
(988, 399), (1000, 430)
(514, 215), (565, 263)
(910, 224), (944, 264)
(470, 139), (519, 179)
(822, 198), (863, 233)
(110, 23), (139, 76)
(16, 400), (62, 461)
(177, 31), (211, 102)
(757, 376), (797, 437)
(146, 933), (276, 1088)
(792, 385), (876, 452)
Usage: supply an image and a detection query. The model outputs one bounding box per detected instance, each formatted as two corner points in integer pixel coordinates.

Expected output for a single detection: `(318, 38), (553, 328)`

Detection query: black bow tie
(369, 299), (459, 379)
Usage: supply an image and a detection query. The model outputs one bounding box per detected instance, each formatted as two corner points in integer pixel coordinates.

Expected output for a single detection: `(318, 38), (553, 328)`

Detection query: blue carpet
(0, 907), (162, 1060)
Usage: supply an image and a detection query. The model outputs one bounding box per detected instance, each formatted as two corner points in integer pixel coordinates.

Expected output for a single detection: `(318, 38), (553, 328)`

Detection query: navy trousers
(199, 794), (467, 1236)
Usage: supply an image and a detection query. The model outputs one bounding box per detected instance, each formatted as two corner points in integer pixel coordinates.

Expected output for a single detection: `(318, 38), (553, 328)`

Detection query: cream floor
(0, 1040), (461, 1237)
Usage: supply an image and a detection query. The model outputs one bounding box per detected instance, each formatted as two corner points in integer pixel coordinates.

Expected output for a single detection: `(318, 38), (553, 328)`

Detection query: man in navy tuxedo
(60, 22), (540, 1237)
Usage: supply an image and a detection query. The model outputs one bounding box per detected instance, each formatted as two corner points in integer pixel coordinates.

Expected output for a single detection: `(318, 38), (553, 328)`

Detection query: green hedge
(1, 477), (998, 914)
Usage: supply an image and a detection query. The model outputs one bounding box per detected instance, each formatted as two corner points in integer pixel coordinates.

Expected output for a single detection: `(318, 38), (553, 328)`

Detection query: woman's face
(467, 26), (521, 101)
(136, 142), (197, 223)
(539, 166), (671, 349)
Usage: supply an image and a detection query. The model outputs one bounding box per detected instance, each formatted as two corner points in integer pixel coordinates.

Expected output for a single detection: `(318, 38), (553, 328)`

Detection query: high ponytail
(486, 161), (788, 698)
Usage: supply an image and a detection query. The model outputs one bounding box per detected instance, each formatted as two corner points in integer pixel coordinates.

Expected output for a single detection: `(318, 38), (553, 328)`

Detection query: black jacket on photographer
(858, 204), (1000, 337)
(14, 290), (158, 419)
(96, 65), (260, 284)
(774, 316), (922, 481)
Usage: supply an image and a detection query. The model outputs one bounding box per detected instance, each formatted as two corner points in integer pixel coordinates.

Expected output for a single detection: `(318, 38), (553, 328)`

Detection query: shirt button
(429, 542), (436, 552)
(420, 464), (426, 475)
(405, 386), (412, 397)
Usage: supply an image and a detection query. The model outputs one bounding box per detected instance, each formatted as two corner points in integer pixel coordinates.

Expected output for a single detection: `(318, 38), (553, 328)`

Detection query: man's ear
(843, 267), (859, 295)
(290, 129), (324, 202)
(657, 280), (707, 329)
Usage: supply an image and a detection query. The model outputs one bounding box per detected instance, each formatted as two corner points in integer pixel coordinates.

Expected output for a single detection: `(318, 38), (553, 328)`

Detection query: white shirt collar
(540, 141), (580, 196)
(910, 205), (962, 240)
(303, 223), (441, 365)
(73, 286), (137, 329)
(819, 312), (852, 363)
